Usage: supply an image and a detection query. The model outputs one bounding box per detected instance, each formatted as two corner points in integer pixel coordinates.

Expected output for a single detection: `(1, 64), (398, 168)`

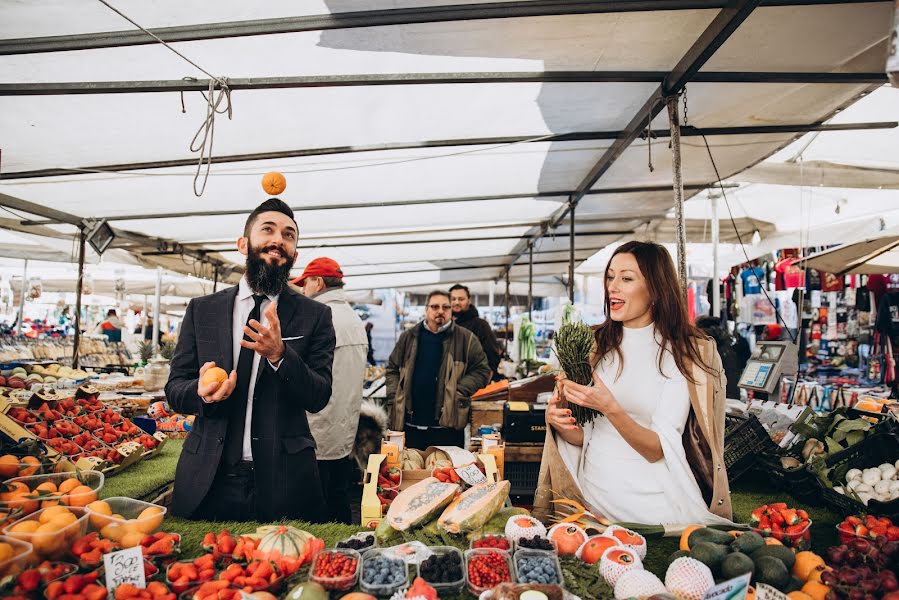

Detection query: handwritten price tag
(103, 546), (146, 591)
(456, 463), (487, 486)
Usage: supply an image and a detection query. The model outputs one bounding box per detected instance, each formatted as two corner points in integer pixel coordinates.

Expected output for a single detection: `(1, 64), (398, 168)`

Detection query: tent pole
(213, 267), (219, 293)
(712, 192), (721, 319)
(152, 267), (162, 352)
(16, 259), (28, 336)
(569, 199), (576, 303)
(72, 234), (86, 369)
(667, 95), (688, 297)
(528, 243), (533, 320)
(504, 270), (511, 355)
(488, 281), (495, 327)
(143, 294), (149, 337)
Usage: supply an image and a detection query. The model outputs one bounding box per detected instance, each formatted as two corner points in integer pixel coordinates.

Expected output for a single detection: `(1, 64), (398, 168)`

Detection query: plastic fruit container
(464, 548), (513, 596)
(309, 548), (361, 592)
(513, 548), (565, 587)
(470, 532), (512, 551)
(167, 559), (216, 594)
(85, 497), (166, 539)
(359, 547), (409, 597)
(0, 471), (104, 516)
(752, 519), (812, 550)
(514, 535), (558, 554)
(419, 545), (465, 595)
(0, 535), (34, 577)
(2, 506), (89, 560)
(335, 531), (376, 552)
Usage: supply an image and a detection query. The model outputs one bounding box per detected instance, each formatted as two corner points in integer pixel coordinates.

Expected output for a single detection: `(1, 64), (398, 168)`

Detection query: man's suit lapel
(219, 287), (239, 373)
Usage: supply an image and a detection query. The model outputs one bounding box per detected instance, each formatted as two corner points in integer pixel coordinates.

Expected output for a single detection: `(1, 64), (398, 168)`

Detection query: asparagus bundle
(554, 321), (602, 424)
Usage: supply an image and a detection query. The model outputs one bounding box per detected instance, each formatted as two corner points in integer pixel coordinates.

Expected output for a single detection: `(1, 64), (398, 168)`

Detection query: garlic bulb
(889, 480), (899, 493)
(862, 469), (882, 486)
(854, 483), (873, 493)
(857, 492), (873, 505)
(891, 488), (899, 501)
(895, 458), (899, 470)
(882, 466), (897, 481)
(848, 479), (864, 491)
(874, 480), (891, 495)
(846, 468), (863, 482)
(833, 486), (845, 495)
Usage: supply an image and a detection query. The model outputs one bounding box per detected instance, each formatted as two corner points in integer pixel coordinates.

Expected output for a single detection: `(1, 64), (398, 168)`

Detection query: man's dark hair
(244, 198), (297, 237)
(321, 276), (345, 289)
(107, 309), (117, 317)
(426, 290), (450, 306)
(448, 284), (470, 298)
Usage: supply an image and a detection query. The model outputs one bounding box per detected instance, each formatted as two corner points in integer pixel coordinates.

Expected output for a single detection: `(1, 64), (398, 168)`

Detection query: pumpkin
(261, 171), (287, 195)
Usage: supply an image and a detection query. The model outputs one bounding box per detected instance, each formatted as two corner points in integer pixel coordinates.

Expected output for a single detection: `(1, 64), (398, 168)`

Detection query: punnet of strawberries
(750, 502), (812, 549)
(11, 561), (77, 593)
(836, 515), (899, 544)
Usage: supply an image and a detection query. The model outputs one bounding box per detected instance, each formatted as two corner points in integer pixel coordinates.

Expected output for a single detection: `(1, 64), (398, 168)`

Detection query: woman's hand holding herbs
(558, 373), (618, 417)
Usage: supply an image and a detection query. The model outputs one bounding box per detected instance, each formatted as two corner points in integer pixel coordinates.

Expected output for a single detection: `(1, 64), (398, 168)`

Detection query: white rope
(96, 0), (232, 197)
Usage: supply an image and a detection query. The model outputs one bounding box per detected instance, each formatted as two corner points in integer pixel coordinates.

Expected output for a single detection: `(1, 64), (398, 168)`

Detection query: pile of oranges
(0, 476), (97, 516)
(83, 499), (164, 548)
(4, 505), (85, 559)
(0, 454), (45, 478)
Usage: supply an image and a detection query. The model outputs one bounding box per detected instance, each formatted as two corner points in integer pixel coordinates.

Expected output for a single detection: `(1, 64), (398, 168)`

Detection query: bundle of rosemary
(554, 321), (603, 424)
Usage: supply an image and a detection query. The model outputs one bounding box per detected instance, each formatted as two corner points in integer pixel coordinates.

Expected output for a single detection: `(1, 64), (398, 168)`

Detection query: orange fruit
(101, 522), (126, 543)
(62, 485), (96, 507)
(86, 500), (113, 529)
(38, 506), (70, 523)
(135, 506), (164, 533)
(0, 455), (19, 478)
(579, 535), (619, 564)
(120, 531), (144, 548)
(261, 172), (287, 196)
(33, 522), (64, 555)
(793, 552), (826, 581)
(57, 478), (81, 495)
(8, 519), (40, 534)
(47, 512), (77, 528)
(201, 367), (228, 386)
(801, 581), (830, 600)
(765, 537), (783, 546)
(808, 566), (832, 585)
(680, 525), (704, 551)
(34, 482), (57, 494)
(788, 593), (813, 600)
(1, 481), (29, 500)
(747, 587), (756, 600)
(18, 456), (40, 476)
(0, 541), (13, 562)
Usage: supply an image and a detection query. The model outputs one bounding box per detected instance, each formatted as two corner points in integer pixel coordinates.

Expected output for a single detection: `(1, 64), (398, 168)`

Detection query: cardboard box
(389, 445), (500, 490)
(361, 453), (388, 528)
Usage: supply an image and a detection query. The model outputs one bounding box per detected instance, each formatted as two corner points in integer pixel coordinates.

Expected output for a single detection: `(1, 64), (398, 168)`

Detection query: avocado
(731, 531), (765, 555)
(783, 576), (805, 594)
(285, 581), (329, 600)
(721, 552), (756, 581)
(751, 545), (796, 571)
(691, 542), (730, 575)
(754, 556), (790, 590)
(668, 549), (691, 569)
(689, 527), (736, 547)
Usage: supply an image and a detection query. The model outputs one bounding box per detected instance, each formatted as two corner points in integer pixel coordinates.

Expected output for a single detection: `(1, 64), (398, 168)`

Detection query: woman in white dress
(538, 241), (733, 527)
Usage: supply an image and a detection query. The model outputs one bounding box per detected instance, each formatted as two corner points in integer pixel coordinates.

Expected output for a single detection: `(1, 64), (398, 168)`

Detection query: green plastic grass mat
(99, 438), (183, 501)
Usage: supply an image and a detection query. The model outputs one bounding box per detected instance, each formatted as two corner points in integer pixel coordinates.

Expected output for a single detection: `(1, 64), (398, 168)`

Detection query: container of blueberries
(513, 549), (565, 588)
(360, 547), (410, 597)
(514, 534), (558, 554)
(417, 546), (465, 595)
(335, 532), (377, 552)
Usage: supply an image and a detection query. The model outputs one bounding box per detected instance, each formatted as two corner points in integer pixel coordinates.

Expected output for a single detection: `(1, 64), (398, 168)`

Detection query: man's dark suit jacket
(165, 285), (336, 521)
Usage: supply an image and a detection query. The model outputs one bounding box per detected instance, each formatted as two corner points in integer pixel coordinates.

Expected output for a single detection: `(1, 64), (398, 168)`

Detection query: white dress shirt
(232, 276), (281, 461)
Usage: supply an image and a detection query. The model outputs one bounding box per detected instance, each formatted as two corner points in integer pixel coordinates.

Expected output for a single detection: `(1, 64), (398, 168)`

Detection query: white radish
(846, 468), (863, 482)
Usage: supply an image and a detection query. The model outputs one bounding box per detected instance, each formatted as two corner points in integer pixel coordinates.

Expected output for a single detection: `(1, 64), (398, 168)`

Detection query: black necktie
(224, 294), (265, 466)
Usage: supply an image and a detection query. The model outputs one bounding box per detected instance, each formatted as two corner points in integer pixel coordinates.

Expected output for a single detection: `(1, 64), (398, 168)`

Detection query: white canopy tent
(0, 0), (894, 297)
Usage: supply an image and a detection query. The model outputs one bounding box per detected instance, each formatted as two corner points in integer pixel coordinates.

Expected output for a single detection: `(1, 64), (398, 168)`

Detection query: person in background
(449, 284), (502, 380)
(165, 198), (335, 522)
(365, 322), (376, 365)
(96, 309), (123, 342)
(695, 316), (742, 399)
(293, 257), (368, 525)
(386, 290), (491, 449)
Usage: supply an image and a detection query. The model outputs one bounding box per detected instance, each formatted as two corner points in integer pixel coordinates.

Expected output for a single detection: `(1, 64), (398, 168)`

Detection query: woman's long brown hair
(595, 241), (714, 382)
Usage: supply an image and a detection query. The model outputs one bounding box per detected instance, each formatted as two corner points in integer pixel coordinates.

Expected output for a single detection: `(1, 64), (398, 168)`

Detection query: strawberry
(15, 569), (40, 592)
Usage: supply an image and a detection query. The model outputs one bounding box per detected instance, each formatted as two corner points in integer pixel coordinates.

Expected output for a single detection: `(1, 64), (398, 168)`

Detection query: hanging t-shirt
(740, 266), (765, 295)
(821, 272), (844, 292)
(875, 291), (899, 337)
(806, 269), (822, 291)
(774, 258), (806, 290)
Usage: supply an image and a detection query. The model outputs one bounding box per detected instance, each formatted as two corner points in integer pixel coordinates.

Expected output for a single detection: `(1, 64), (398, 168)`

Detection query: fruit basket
(815, 433), (899, 520)
(513, 548), (564, 587)
(85, 497), (167, 544)
(418, 545), (465, 595)
(359, 547), (409, 596)
(0, 471), (104, 516)
(724, 413), (777, 482)
(2, 506), (89, 561)
(309, 548), (361, 592)
(464, 548), (513, 596)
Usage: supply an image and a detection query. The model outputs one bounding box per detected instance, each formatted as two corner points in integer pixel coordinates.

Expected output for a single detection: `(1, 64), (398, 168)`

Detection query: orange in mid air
(261, 172), (286, 196)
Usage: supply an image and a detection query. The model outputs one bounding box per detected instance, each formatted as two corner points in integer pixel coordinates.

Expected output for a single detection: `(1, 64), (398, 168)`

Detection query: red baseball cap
(292, 257), (343, 286)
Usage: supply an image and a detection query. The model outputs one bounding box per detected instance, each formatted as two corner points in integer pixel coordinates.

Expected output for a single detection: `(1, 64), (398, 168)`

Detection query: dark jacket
(385, 322), (490, 431)
(454, 305), (501, 377)
(165, 285), (336, 521)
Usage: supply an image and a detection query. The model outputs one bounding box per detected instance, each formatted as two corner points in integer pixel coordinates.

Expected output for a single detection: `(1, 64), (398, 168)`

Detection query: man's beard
(246, 243), (294, 296)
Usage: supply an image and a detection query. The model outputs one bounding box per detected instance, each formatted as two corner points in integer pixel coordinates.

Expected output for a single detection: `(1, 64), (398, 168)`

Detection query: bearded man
(165, 198), (336, 521)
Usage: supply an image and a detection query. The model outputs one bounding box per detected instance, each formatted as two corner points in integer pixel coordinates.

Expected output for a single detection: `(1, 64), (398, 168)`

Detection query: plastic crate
(724, 413), (776, 482)
(754, 449), (821, 506)
(815, 432), (899, 521)
(505, 461), (540, 497)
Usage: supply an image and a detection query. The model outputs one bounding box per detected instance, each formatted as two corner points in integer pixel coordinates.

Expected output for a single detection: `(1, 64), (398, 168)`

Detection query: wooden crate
(471, 398), (506, 433)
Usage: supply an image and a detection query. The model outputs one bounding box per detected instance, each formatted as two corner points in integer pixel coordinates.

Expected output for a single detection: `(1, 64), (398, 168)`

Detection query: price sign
(703, 573), (751, 600)
(455, 463), (488, 486)
(103, 546), (146, 591)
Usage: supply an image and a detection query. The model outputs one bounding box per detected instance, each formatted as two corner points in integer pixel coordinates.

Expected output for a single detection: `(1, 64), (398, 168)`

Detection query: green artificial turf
(105, 440), (843, 598)
(99, 438), (183, 501)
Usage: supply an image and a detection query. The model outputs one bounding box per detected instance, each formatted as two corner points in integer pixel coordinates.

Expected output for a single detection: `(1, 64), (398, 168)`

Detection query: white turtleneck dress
(557, 323), (731, 526)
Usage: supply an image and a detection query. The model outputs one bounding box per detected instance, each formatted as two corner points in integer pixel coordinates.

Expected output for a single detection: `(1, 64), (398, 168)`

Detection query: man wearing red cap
(293, 258), (368, 524)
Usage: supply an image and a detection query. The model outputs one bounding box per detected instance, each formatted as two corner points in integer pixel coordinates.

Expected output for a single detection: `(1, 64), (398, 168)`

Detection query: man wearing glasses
(386, 290), (491, 449)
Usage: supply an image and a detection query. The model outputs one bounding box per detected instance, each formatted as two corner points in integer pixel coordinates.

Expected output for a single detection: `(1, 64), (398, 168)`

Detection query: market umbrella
(800, 227), (899, 275)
